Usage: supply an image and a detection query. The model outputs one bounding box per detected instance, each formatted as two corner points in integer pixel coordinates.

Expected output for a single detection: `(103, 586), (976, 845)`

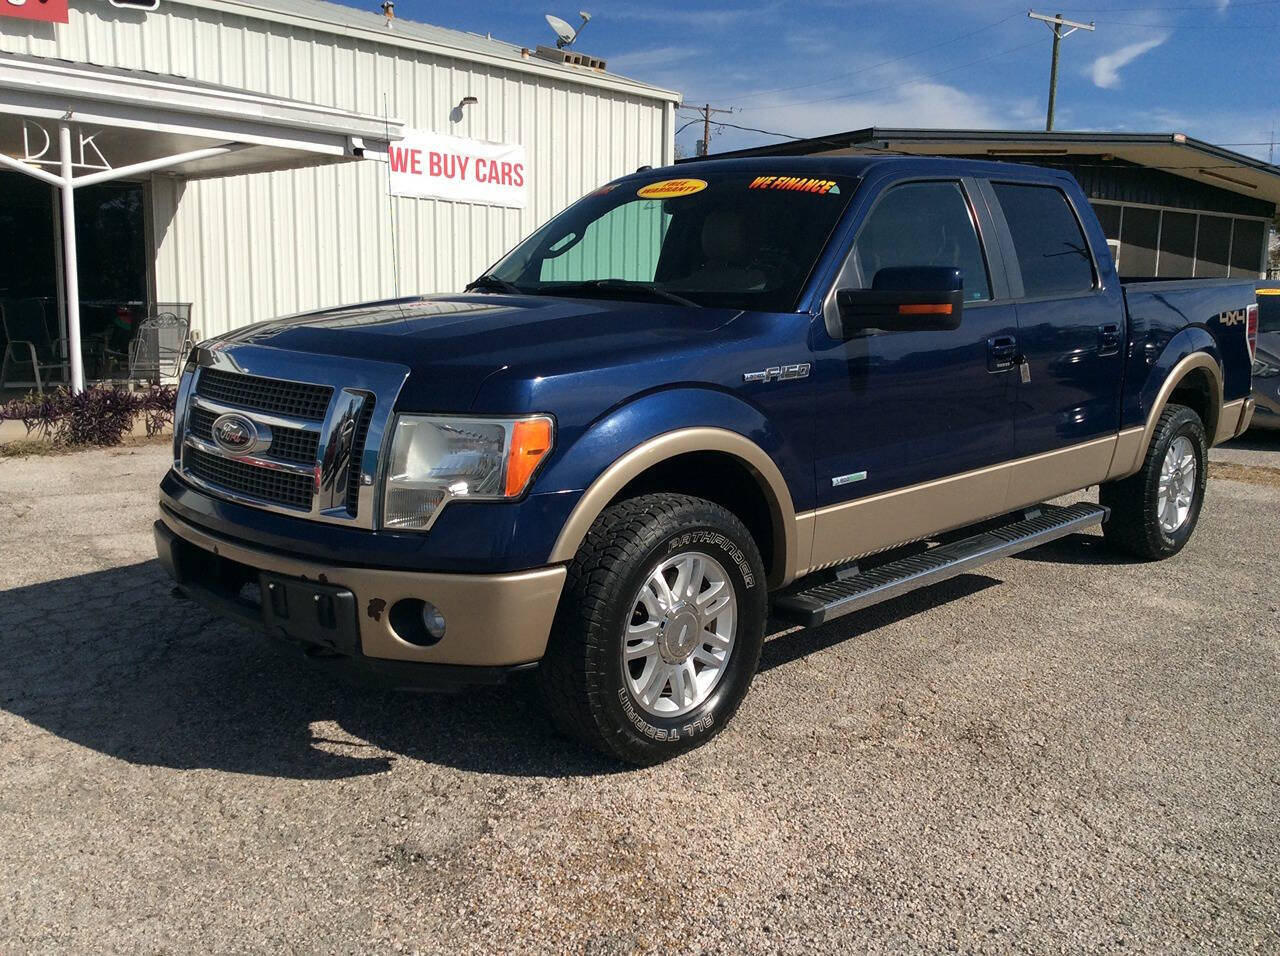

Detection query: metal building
(0, 0), (678, 389)
(706, 128), (1280, 280)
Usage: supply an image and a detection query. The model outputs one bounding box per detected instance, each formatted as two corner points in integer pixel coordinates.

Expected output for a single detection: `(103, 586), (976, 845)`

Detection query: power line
(1066, 0), (1279, 10)
(1097, 17), (1280, 26)
(678, 103), (735, 156)
(719, 11), (1025, 105)
(694, 120), (804, 141)
(741, 39), (1042, 112)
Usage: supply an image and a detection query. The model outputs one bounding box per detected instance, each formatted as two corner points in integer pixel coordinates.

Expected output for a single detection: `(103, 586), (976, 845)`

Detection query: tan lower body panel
(800, 435), (1117, 574)
(1214, 398), (1247, 446)
(1106, 427), (1146, 480)
(160, 511), (566, 667)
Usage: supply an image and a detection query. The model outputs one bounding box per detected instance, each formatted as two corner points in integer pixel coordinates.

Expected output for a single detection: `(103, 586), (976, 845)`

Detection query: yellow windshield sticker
(636, 178), (708, 199)
(748, 175), (839, 194)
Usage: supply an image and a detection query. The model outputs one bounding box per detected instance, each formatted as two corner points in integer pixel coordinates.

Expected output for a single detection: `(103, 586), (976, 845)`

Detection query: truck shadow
(759, 574), (1001, 673)
(1009, 532), (1140, 566)
(0, 559), (1071, 780)
(0, 561), (621, 781)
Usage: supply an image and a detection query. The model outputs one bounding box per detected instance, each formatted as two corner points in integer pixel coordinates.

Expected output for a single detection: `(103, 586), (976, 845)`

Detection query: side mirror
(836, 266), (965, 336)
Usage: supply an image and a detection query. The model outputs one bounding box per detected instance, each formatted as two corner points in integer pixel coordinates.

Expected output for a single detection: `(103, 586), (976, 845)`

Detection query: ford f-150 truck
(155, 157), (1260, 764)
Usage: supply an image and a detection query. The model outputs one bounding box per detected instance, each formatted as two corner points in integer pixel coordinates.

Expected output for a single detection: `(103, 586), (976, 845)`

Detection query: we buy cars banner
(1, 0), (69, 23)
(388, 130), (527, 209)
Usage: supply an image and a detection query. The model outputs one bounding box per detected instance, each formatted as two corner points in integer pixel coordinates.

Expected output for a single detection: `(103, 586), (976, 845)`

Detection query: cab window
(852, 181), (991, 302)
(991, 182), (1095, 298)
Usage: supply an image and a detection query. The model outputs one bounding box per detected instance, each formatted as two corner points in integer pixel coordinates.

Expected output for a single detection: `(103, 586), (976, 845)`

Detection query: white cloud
(1090, 35), (1169, 89)
(605, 2), (776, 29)
(1216, 0), (1230, 11)
(605, 45), (700, 74)
(706, 79), (1037, 152)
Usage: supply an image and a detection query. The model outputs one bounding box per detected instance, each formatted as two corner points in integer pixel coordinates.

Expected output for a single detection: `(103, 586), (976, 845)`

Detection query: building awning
(0, 52), (405, 393)
(0, 51), (405, 178)
(700, 128), (1280, 210)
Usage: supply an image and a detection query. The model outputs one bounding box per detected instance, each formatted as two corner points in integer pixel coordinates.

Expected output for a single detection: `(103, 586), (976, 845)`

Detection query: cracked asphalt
(1, 434), (1278, 952)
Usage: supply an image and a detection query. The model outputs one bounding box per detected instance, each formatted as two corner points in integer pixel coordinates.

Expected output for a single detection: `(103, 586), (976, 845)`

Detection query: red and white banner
(388, 130), (527, 209)
(1, 0), (69, 23)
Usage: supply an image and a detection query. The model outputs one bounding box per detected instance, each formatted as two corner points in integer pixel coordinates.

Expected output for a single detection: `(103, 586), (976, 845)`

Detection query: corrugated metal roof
(698, 127), (1280, 210)
(173, 0), (681, 103)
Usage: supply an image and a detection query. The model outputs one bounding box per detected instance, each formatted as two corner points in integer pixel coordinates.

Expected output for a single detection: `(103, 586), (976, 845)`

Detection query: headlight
(382, 415), (554, 530)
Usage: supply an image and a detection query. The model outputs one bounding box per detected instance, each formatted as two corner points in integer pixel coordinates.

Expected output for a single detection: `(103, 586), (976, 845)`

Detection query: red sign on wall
(1, 0), (69, 24)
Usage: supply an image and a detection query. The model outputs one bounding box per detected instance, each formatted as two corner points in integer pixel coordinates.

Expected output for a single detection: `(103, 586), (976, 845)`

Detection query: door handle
(988, 335), (1017, 372)
(1098, 323), (1122, 356)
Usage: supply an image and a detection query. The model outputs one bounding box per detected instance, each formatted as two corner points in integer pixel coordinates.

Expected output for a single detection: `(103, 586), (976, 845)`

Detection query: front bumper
(155, 508), (567, 677)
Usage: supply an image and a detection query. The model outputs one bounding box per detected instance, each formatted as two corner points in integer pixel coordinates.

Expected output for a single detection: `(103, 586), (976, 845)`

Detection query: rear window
(1259, 291), (1280, 333)
(992, 182), (1096, 298)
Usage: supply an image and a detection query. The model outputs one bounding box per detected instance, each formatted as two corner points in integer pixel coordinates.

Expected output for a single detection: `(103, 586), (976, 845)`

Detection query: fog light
(388, 598), (446, 647)
(421, 601), (446, 640)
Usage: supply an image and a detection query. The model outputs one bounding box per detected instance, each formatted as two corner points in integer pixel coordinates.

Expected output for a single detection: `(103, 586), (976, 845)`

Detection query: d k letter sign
(1, 0), (69, 23)
(389, 131), (527, 209)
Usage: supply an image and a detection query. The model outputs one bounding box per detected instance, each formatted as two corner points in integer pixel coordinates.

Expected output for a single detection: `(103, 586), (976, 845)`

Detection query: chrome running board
(772, 502), (1108, 628)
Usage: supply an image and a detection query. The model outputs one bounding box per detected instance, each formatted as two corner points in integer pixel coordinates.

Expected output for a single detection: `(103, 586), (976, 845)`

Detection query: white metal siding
(1, 1), (674, 338)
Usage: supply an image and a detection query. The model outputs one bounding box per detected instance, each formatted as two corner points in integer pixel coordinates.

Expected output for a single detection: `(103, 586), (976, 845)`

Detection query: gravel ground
(1, 435), (1277, 953)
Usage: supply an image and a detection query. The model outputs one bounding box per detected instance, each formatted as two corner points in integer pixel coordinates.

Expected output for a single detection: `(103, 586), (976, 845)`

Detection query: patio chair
(0, 299), (68, 396)
(128, 311), (192, 382)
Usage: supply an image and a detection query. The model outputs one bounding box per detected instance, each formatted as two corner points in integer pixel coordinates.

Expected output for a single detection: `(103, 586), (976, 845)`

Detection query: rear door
(982, 179), (1126, 459)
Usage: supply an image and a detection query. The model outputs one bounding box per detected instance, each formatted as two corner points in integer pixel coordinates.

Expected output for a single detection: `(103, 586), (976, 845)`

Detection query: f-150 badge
(743, 363), (811, 384)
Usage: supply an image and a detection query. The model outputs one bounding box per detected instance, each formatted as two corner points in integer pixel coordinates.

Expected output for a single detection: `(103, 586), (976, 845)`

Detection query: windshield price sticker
(748, 175), (839, 194)
(636, 178), (708, 199)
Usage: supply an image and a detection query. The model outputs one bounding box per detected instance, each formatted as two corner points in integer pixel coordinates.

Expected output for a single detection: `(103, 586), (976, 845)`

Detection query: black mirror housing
(837, 266), (965, 336)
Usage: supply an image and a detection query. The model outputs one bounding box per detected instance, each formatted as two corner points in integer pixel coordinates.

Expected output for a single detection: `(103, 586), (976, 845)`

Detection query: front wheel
(537, 493), (767, 765)
(1100, 403), (1209, 560)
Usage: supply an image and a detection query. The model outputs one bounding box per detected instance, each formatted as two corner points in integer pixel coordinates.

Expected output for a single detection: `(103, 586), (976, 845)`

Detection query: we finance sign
(388, 131), (527, 209)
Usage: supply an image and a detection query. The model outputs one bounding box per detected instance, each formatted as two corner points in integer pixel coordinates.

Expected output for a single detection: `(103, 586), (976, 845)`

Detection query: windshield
(486, 172), (857, 312)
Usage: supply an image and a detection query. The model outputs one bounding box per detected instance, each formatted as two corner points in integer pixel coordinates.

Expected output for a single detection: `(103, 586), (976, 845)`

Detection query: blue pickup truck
(156, 157), (1259, 764)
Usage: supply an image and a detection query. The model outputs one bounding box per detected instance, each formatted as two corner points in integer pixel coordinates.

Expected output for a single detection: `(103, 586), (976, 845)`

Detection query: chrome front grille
(175, 346), (410, 529)
(196, 368), (332, 421)
(188, 404), (320, 465)
(345, 397), (376, 514)
(185, 446), (315, 509)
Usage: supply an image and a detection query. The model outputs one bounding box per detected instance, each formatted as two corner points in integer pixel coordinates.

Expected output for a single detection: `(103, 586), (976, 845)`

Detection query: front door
(809, 177), (1020, 568)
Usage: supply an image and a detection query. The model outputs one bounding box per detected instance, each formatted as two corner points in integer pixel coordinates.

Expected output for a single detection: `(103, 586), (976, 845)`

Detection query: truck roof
(647, 154), (1079, 187)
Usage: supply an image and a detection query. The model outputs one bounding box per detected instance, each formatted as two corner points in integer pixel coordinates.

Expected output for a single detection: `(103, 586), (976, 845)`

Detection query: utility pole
(1028, 11), (1095, 132)
(691, 103), (733, 156)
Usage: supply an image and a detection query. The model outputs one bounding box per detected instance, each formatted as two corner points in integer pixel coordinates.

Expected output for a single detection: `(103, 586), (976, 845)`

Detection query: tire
(1100, 403), (1209, 560)
(537, 493), (768, 765)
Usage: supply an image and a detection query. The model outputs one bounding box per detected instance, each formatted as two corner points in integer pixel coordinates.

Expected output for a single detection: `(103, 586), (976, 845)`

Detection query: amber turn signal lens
(505, 417), (553, 496)
(898, 303), (953, 315)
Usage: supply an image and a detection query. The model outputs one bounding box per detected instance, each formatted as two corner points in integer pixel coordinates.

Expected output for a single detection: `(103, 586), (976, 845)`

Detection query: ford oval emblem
(211, 413), (269, 456)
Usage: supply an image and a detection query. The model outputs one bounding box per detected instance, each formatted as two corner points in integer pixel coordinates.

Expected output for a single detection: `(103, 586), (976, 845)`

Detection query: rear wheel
(1100, 404), (1208, 560)
(537, 493), (767, 765)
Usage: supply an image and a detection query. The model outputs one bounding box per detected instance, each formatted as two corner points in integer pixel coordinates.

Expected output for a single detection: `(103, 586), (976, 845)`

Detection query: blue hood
(215, 293), (742, 411)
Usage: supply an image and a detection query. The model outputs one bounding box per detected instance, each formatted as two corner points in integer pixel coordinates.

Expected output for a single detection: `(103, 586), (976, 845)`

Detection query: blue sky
(362, 0), (1280, 162)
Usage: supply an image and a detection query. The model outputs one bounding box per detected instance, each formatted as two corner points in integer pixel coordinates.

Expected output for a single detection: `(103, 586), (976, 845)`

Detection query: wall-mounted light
(450, 96), (479, 124)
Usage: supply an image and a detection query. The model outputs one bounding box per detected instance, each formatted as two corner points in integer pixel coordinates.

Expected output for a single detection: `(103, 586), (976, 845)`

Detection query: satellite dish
(545, 11), (592, 49)
(545, 14), (577, 48)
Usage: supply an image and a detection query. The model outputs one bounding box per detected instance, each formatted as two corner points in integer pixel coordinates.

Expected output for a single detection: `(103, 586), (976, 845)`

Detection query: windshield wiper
(549, 279), (701, 308)
(465, 274), (526, 295)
